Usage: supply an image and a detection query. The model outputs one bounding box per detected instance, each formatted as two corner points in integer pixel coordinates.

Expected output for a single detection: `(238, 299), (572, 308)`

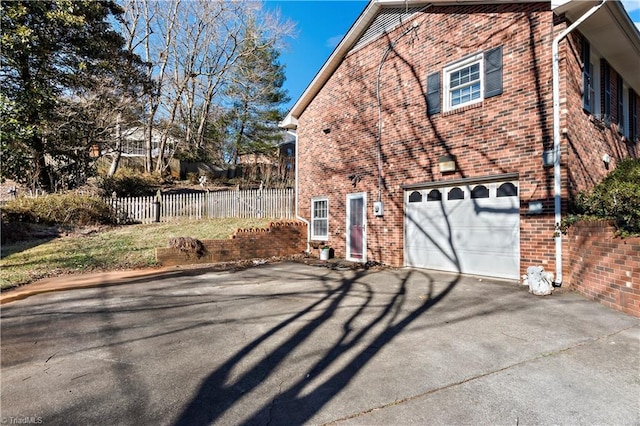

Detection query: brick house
(281, 0), (639, 282)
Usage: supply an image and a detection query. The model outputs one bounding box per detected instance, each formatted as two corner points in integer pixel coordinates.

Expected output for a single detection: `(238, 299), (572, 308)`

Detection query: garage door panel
(406, 243), (457, 272)
(405, 181), (520, 279)
(458, 250), (520, 278)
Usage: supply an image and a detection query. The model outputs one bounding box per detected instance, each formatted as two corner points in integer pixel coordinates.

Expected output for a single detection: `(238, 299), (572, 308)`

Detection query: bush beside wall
(565, 220), (640, 317)
(156, 221), (307, 266)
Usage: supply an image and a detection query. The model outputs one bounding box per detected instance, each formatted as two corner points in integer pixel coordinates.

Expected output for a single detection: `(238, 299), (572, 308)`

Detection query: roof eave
(554, 1), (640, 91)
(281, 1), (380, 129)
(281, 0), (640, 129)
(281, 1), (548, 128)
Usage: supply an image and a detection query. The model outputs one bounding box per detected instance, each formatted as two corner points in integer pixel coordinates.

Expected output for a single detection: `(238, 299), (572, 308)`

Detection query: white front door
(347, 193), (367, 262)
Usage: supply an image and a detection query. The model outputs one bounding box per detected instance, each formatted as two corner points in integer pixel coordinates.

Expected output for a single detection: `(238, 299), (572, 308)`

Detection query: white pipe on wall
(551, 0), (606, 285)
(289, 129), (311, 253)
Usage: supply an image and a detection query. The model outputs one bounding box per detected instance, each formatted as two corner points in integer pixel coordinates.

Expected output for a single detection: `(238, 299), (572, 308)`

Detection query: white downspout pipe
(289, 129), (311, 253)
(552, 0), (606, 285)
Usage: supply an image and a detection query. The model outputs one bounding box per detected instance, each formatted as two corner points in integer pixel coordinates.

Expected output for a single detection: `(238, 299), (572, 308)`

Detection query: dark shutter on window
(426, 71), (440, 115)
(602, 59), (611, 122)
(582, 37), (592, 112)
(617, 75), (624, 131)
(484, 46), (503, 98)
(631, 90), (639, 142)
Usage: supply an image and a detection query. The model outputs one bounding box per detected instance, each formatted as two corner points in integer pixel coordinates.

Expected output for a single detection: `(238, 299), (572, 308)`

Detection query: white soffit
(555, 1), (640, 91)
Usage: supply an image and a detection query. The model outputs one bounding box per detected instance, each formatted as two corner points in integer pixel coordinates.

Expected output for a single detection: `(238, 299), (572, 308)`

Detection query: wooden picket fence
(108, 188), (294, 224)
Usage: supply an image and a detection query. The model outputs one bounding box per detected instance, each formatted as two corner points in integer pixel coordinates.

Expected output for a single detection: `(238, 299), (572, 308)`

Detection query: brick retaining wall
(156, 221), (307, 266)
(565, 221), (640, 317)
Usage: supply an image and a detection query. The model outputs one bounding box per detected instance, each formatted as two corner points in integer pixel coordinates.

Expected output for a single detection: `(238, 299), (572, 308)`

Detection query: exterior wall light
(438, 155), (456, 173)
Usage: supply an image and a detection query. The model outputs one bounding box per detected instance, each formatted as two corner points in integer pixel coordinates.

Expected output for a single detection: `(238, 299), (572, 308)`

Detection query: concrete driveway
(1, 262), (638, 425)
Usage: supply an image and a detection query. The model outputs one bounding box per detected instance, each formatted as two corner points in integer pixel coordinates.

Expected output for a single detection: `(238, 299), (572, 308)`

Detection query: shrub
(2, 193), (116, 226)
(96, 168), (161, 197)
(168, 236), (205, 257)
(570, 158), (640, 235)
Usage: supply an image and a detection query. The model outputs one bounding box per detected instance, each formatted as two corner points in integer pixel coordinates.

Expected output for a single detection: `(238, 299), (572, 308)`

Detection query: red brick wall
(296, 3), (638, 276)
(156, 221), (307, 266)
(563, 31), (639, 199)
(565, 221), (640, 317)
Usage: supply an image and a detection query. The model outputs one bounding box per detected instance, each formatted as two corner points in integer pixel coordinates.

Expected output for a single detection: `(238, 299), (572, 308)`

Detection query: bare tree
(116, 0), (294, 173)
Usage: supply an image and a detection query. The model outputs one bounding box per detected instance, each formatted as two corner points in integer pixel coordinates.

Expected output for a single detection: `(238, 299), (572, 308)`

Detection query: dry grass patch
(0, 218), (273, 290)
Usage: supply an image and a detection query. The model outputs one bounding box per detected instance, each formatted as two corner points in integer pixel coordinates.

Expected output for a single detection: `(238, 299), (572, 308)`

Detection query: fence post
(154, 189), (161, 223)
(111, 191), (119, 224)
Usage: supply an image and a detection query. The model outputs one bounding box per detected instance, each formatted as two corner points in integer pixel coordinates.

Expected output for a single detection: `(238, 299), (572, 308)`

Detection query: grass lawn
(0, 218), (274, 290)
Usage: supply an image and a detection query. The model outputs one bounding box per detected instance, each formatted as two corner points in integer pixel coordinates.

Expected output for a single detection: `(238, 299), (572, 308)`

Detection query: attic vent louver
(352, 6), (424, 52)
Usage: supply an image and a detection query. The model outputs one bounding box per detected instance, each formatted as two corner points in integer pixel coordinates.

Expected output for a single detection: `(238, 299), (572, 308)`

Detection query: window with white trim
(311, 198), (328, 239)
(443, 53), (483, 112)
(618, 76), (625, 135)
(427, 46), (502, 116)
(582, 37), (594, 113)
(583, 38), (603, 118)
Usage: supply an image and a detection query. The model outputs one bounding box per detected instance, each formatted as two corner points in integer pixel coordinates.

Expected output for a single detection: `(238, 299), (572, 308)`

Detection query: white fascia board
(551, 0), (571, 10)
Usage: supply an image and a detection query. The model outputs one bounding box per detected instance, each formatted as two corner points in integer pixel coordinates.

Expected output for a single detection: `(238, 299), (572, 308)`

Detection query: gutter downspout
(289, 129), (311, 253)
(551, 0), (606, 285)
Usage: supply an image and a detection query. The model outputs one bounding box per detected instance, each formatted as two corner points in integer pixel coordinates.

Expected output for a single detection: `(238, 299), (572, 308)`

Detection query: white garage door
(404, 180), (520, 279)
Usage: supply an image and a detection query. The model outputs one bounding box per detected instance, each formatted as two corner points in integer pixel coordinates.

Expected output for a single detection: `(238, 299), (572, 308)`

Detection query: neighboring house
(237, 131), (296, 166)
(237, 130), (296, 183)
(117, 127), (177, 158)
(237, 151), (274, 165)
(278, 131), (296, 176)
(281, 0), (639, 281)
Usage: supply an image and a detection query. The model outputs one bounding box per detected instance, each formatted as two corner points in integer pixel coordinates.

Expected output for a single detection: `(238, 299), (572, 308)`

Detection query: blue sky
(266, 1), (368, 110)
(266, 0), (640, 111)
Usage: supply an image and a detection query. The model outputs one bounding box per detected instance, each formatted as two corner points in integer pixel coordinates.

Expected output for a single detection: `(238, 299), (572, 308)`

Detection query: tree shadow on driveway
(174, 267), (462, 425)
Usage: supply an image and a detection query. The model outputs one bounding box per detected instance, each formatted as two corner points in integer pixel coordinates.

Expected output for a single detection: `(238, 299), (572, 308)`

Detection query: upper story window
(582, 36), (637, 140)
(311, 198), (328, 240)
(427, 46), (502, 115)
(618, 76), (625, 135)
(582, 37), (596, 114)
(444, 54), (483, 111)
(447, 56), (482, 110)
(583, 38), (625, 130)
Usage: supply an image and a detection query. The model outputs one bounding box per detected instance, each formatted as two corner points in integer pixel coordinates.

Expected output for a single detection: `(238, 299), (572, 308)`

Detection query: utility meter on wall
(373, 201), (384, 217)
